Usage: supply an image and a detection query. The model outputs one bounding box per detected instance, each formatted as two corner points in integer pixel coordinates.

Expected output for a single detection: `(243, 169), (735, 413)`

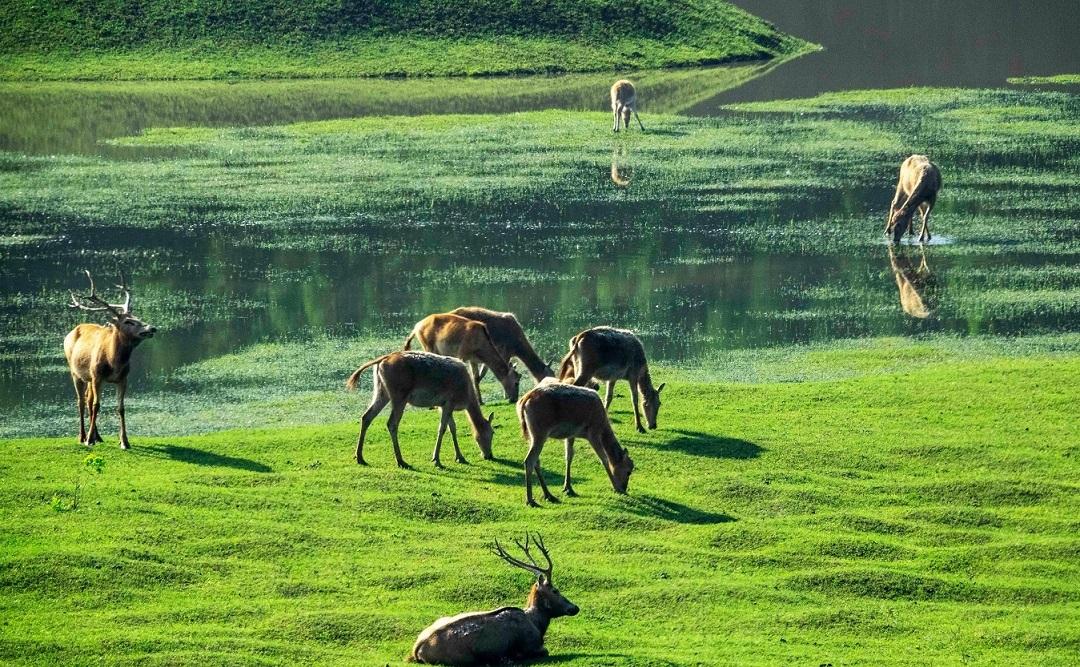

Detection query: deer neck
(523, 600), (552, 638)
(464, 399), (486, 433)
(510, 338), (551, 380)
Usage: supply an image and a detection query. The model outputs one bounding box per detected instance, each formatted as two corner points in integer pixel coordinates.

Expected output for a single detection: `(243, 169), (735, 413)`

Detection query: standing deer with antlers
(64, 270), (157, 449)
(409, 533), (579, 665)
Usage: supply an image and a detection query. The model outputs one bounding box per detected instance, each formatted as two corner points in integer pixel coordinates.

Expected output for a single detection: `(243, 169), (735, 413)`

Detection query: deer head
(475, 411), (496, 460)
(501, 362), (522, 402)
(69, 270), (157, 342)
(643, 382), (665, 430)
(494, 533), (578, 618)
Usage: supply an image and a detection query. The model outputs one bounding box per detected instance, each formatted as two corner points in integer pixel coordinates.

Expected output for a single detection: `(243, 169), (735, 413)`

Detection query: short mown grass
(1, 352), (1077, 664)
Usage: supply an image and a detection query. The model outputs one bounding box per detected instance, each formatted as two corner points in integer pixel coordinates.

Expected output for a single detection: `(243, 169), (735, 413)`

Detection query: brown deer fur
(405, 313), (521, 402)
(886, 154), (942, 244)
(516, 381), (634, 506)
(888, 245), (936, 319)
(450, 306), (553, 395)
(409, 534), (578, 665)
(557, 326), (665, 433)
(64, 271), (156, 449)
(611, 79), (644, 132)
(345, 351), (494, 468)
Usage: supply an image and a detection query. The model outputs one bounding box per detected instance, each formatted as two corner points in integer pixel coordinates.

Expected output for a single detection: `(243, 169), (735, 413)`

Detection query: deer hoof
(543, 493), (560, 504)
(432, 459), (444, 469)
(120, 441), (131, 450)
(455, 456), (469, 465)
(563, 487), (578, 498)
(637, 426), (647, 435)
(355, 456), (368, 466)
(397, 460), (412, 470)
(526, 499), (541, 508)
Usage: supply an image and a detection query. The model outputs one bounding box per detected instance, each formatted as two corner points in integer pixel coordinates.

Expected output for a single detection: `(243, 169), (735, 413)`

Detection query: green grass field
(0, 0), (811, 80)
(2, 350), (1077, 664)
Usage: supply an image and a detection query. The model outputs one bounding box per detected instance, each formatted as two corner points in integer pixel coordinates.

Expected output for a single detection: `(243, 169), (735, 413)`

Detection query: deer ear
(657, 383), (666, 394)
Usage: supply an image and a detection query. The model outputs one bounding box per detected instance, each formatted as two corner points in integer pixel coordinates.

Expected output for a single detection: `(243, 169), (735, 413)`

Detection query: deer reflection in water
(611, 146), (632, 187)
(888, 245), (937, 319)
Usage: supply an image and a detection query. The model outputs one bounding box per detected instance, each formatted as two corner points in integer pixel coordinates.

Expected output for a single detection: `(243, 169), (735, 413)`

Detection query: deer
(888, 244), (936, 319)
(516, 380), (634, 506)
(345, 351), (495, 469)
(557, 326), (665, 434)
(449, 307), (554, 397)
(63, 270), (157, 449)
(404, 313), (521, 403)
(886, 154), (942, 244)
(409, 533), (579, 665)
(611, 79), (644, 132)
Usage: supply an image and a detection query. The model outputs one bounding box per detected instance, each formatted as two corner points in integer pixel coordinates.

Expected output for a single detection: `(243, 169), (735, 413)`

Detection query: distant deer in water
(517, 380), (634, 506)
(450, 306), (554, 397)
(611, 79), (644, 132)
(558, 326), (664, 433)
(409, 533), (578, 665)
(64, 270), (157, 449)
(345, 351), (494, 468)
(405, 313), (521, 402)
(886, 154), (942, 244)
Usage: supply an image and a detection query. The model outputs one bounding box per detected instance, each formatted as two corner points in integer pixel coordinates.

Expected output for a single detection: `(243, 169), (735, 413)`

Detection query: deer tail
(897, 167), (932, 218)
(345, 355), (390, 390)
(557, 332), (583, 380)
(403, 331), (415, 350)
(517, 393), (531, 441)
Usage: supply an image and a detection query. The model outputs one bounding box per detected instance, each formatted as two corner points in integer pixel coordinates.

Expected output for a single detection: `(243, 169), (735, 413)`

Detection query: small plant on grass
(50, 453), (106, 512)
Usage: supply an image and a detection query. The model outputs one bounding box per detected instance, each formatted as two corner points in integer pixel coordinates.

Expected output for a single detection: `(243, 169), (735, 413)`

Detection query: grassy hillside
(0, 0), (811, 80)
(1, 352), (1077, 665)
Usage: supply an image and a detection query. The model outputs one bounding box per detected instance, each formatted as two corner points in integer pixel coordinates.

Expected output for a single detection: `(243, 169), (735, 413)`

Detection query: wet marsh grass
(1, 353), (1077, 664)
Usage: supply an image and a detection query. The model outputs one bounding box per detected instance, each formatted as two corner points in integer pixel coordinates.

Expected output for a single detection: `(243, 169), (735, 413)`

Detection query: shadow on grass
(136, 444), (272, 473)
(654, 430), (764, 459)
(619, 493), (735, 525)
(541, 654), (633, 664)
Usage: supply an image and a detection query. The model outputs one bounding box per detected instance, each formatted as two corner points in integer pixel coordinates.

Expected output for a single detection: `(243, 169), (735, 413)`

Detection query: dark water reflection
(703, 0), (1080, 108)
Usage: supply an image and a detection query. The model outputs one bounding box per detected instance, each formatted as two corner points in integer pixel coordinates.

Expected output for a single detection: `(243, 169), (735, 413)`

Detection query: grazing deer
(557, 327), (665, 434)
(346, 351), (494, 468)
(409, 533), (578, 665)
(450, 306), (554, 396)
(888, 245), (936, 319)
(405, 313), (521, 402)
(64, 270), (157, 449)
(886, 154), (942, 244)
(611, 79), (644, 132)
(516, 380), (634, 506)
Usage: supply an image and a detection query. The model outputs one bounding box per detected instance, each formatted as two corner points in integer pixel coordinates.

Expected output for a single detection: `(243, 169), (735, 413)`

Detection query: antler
(69, 270), (124, 317)
(493, 532), (554, 582)
(113, 267), (132, 313)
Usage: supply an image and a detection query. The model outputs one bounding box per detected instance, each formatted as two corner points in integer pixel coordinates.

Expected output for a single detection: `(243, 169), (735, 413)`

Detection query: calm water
(1, 3), (1078, 425)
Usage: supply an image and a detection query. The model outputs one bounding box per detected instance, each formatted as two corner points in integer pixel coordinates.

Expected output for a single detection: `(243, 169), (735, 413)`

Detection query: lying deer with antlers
(409, 533), (578, 665)
(517, 380), (634, 506)
(886, 154), (942, 244)
(611, 79), (644, 132)
(64, 270), (157, 449)
(346, 351), (495, 468)
(558, 326), (665, 434)
(405, 313), (521, 403)
(450, 307), (554, 396)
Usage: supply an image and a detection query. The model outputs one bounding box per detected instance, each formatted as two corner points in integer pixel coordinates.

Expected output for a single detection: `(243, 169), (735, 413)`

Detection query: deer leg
(885, 183), (904, 234)
(919, 199), (934, 243)
(603, 380), (616, 410)
(386, 401), (410, 469)
(629, 380), (646, 434)
(534, 458), (558, 503)
(562, 438), (577, 496)
(523, 434), (546, 507)
(431, 406), (451, 468)
(612, 106), (620, 133)
(86, 380), (104, 445)
(468, 360), (486, 405)
(634, 108), (645, 131)
(355, 389), (390, 465)
(116, 378), (131, 450)
(72, 375), (87, 445)
(447, 414), (467, 464)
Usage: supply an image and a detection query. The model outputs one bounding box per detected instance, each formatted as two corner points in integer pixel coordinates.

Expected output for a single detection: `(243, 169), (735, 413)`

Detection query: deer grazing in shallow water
(558, 326), (665, 434)
(405, 313), (521, 402)
(409, 533), (578, 665)
(611, 79), (644, 132)
(886, 154), (942, 244)
(516, 380), (634, 506)
(345, 351), (494, 468)
(450, 306), (554, 395)
(64, 270), (157, 449)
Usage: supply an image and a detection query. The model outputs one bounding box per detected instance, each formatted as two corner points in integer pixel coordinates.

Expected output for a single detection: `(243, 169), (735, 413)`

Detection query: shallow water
(1, 7), (1078, 434)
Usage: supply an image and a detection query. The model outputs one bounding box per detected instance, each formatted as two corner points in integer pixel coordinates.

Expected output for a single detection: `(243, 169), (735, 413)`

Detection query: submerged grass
(1, 351), (1077, 664)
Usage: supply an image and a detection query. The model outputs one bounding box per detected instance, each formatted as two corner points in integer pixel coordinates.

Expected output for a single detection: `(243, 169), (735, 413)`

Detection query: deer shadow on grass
(617, 493), (735, 525)
(135, 444), (272, 473)
(650, 430), (764, 460)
